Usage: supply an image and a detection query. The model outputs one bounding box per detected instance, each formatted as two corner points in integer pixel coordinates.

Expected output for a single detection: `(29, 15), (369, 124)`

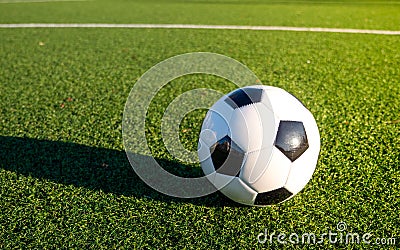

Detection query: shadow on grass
(0, 136), (245, 207)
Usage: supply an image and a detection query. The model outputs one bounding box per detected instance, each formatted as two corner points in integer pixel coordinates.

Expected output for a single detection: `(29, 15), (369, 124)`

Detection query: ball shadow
(0, 136), (244, 207)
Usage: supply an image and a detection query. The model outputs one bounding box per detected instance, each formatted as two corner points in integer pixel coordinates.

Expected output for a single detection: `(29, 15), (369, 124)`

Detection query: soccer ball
(198, 85), (320, 206)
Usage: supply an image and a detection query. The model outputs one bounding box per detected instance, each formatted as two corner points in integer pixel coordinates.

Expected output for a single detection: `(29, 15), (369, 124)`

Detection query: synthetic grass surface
(1, 1), (400, 249)
(0, 0), (400, 29)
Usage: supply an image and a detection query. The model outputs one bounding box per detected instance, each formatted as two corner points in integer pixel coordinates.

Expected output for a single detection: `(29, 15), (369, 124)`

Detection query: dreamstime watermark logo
(257, 221), (396, 245)
(122, 52), (261, 198)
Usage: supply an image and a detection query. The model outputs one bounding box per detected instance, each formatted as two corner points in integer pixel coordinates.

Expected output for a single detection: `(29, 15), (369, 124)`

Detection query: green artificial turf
(0, 0), (399, 249)
(0, 0), (400, 29)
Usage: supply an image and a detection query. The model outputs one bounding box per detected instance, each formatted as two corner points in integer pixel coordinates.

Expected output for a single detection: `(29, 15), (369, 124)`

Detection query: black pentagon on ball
(224, 87), (263, 109)
(274, 120), (309, 162)
(210, 135), (245, 177)
(254, 187), (293, 205)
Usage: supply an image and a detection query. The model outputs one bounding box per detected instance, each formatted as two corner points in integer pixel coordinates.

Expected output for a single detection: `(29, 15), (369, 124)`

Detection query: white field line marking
(0, 23), (399, 35)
